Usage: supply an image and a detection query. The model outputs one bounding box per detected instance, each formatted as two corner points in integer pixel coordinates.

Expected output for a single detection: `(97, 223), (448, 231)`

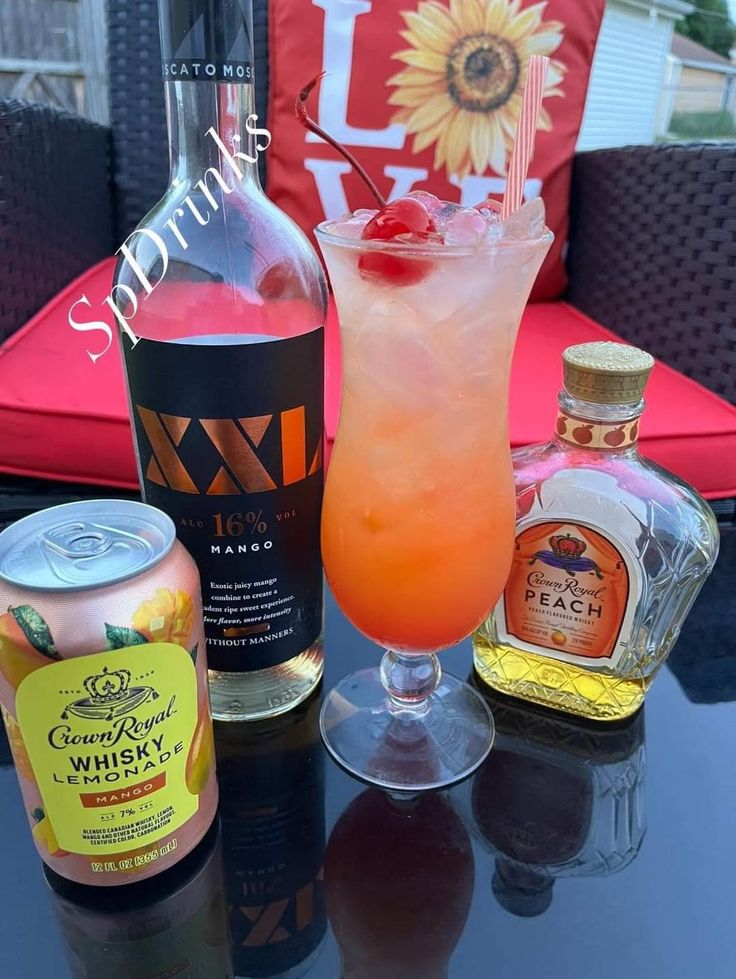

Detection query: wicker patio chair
(0, 0), (734, 529)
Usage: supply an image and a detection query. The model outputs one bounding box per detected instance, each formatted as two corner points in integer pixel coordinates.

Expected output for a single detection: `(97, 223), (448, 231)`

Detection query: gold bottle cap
(562, 342), (655, 405)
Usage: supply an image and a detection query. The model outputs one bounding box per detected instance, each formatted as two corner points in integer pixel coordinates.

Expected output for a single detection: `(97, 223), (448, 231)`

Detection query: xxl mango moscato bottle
(114, 0), (327, 721)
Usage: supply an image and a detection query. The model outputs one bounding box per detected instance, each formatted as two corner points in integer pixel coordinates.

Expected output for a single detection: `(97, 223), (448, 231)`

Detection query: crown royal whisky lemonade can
(0, 500), (218, 886)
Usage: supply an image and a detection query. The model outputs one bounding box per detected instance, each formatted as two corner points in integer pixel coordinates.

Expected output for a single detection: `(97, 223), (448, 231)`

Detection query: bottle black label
(124, 330), (324, 672)
(159, 0), (253, 83)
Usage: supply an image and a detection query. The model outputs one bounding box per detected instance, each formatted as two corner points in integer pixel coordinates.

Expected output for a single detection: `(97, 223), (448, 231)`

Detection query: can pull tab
(42, 521), (114, 560)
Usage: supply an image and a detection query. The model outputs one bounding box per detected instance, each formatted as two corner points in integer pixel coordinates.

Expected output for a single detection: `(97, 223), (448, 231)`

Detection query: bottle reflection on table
(46, 818), (233, 977)
(470, 691), (646, 917)
(215, 690), (326, 978)
(667, 530), (735, 704)
(326, 788), (474, 979)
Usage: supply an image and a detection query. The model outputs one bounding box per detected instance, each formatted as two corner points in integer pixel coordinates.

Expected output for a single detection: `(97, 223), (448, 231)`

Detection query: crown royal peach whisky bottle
(473, 342), (719, 721)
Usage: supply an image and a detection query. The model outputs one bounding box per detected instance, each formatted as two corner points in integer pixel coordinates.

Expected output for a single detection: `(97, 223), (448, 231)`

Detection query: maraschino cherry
(296, 74), (436, 286)
(359, 197), (437, 286)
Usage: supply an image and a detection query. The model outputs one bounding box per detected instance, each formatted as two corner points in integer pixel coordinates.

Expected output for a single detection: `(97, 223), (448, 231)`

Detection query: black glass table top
(1, 532), (734, 979)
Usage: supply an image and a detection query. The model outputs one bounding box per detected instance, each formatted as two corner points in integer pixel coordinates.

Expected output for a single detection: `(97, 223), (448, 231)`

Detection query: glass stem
(379, 650), (442, 715)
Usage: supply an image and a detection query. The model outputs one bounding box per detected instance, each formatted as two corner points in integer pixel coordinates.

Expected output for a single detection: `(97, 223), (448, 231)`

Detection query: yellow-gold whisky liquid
(473, 632), (650, 722)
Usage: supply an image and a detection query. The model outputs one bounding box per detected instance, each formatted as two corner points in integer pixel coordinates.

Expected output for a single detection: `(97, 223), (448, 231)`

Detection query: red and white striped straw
(501, 55), (550, 220)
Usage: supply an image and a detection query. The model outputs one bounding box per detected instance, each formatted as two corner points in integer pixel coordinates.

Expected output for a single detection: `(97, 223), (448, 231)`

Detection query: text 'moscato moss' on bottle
(474, 342), (719, 721)
(115, 0), (327, 721)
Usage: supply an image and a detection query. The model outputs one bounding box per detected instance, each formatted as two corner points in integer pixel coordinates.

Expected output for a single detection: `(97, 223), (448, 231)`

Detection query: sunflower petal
(506, 91), (523, 110)
(414, 113), (452, 153)
(391, 106), (413, 125)
(388, 84), (446, 108)
(450, 0), (483, 33)
(524, 30), (564, 56)
(538, 107), (553, 131)
(402, 9), (456, 54)
(469, 116), (492, 175)
(444, 110), (473, 177)
(387, 67), (442, 87)
(407, 92), (455, 134)
(434, 117), (454, 175)
(432, 136), (449, 175)
(515, 2), (549, 25)
(394, 48), (448, 72)
(488, 115), (507, 176)
(505, 6), (545, 42)
(542, 19), (566, 35)
(419, 1), (462, 40)
(547, 61), (567, 87)
(455, 158), (473, 181)
(471, 0), (491, 33)
(389, 109), (411, 126)
(500, 95), (523, 137)
(485, 0), (512, 34)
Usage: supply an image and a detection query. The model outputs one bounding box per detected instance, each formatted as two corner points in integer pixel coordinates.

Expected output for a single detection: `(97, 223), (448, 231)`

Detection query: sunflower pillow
(266, 0), (605, 302)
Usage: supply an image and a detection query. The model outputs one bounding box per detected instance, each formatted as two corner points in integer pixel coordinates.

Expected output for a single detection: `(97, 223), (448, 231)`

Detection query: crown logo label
(549, 534), (587, 560)
(62, 666), (158, 721)
(84, 666), (130, 703)
(530, 531), (604, 580)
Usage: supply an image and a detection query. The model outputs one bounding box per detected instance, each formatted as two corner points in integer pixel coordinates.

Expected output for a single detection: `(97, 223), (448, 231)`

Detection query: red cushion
(266, 0), (605, 301)
(325, 298), (736, 500)
(2, 262), (734, 501)
(0, 258), (138, 488)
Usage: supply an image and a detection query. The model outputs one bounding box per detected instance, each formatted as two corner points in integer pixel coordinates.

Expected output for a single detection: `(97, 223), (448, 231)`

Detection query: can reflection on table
(46, 818), (233, 977)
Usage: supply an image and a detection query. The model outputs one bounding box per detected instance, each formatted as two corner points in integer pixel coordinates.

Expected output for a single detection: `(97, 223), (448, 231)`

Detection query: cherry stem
(296, 73), (387, 210)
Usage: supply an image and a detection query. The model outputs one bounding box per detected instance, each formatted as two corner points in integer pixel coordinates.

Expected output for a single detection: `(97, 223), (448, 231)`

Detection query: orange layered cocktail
(318, 197), (552, 653)
(298, 67), (553, 792)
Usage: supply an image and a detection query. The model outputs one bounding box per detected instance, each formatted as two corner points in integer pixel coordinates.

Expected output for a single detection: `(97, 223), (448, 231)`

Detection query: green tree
(675, 0), (736, 58)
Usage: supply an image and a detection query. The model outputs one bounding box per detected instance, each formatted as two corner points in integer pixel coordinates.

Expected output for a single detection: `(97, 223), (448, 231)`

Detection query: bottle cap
(562, 342), (655, 405)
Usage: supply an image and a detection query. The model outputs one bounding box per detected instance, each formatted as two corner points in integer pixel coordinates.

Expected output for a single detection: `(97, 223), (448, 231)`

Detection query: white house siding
(577, 1), (676, 150)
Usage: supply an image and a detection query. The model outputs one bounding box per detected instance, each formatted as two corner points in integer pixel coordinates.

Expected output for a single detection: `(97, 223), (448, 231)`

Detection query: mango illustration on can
(31, 808), (68, 858)
(0, 605), (59, 696)
(186, 696), (216, 796)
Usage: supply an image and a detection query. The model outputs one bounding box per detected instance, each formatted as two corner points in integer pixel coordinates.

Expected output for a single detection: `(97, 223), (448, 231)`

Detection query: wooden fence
(0, 0), (108, 123)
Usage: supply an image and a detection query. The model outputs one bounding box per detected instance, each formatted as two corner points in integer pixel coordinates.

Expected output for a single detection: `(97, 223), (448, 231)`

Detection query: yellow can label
(16, 643), (198, 855)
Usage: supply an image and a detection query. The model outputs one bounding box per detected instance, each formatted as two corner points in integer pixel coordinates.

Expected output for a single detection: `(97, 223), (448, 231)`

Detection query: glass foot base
(319, 667), (495, 792)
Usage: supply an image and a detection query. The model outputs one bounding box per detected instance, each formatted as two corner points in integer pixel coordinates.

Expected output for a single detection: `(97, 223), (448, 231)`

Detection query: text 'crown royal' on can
(0, 500), (218, 886)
